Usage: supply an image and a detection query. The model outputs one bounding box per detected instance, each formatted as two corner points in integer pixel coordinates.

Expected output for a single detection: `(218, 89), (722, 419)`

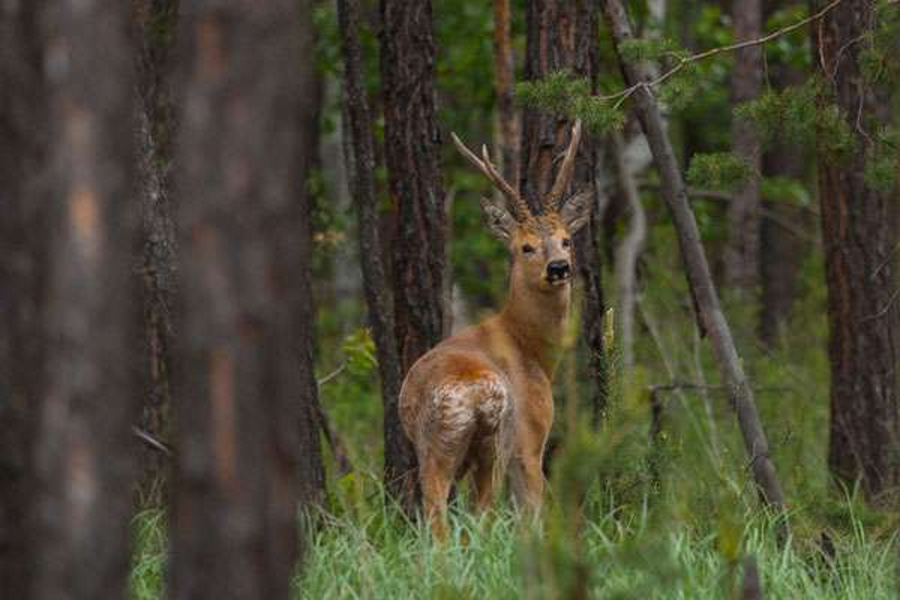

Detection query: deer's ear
(480, 197), (518, 241)
(559, 189), (593, 234)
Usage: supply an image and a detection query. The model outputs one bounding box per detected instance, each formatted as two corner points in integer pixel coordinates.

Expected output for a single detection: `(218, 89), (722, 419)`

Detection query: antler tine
(450, 132), (528, 220)
(480, 145), (530, 219)
(546, 119), (583, 212)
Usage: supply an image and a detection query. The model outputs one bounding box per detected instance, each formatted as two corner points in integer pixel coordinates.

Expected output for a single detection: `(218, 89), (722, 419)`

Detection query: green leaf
(686, 152), (757, 191)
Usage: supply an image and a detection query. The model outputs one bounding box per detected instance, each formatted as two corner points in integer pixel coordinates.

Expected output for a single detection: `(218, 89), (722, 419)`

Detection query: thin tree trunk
(379, 0), (447, 509)
(133, 0), (179, 507)
(600, 0), (788, 517)
(812, 0), (900, 498)
(169, 2), (324, 598)
(612, 132), (647, 371)
(523, 0), (608, 423)
(493, 0), (519, 186)
(0, 2), (47, 596)
(725, 0), (763, 293)
(337, 0), (407, 502)
(30, 1), (139, 598)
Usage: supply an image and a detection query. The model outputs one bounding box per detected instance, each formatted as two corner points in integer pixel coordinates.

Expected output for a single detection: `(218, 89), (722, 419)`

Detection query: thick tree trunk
(725, 0), (762, 294)
(523, 0), (607, 422)
(30, 2), (139, 598)
(493, 0), (519, 186)
(379, 0), (446, 508)
(813, 0), (900, 498)
(133, 0), (178, 506)
(169, 2), (324, 598)
(0, 3), (47, 596)
(601, 0), (788, 516)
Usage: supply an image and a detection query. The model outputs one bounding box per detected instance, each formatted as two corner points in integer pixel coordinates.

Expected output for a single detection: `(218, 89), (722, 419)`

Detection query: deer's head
(452, 121), (591, 295)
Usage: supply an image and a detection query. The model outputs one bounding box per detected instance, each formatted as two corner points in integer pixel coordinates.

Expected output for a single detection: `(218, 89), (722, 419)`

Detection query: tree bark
(523, 0), (608, 422)
(493, 0), (519, 186)
(600, 0), (788, 516)
(169, 2), (324, 598)
(725, 0), (762, 294)
(338, 0), (408, 504)
(30, 1), (139, 598)
(133, 0), (179, 507)
(812, 0), (900, 498)
(379, 0), (447, 508)
(0, 2), (47, 596)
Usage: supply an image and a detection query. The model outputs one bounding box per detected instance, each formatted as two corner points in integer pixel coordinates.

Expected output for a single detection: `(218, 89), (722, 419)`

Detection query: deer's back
(399, 321), (516, 454)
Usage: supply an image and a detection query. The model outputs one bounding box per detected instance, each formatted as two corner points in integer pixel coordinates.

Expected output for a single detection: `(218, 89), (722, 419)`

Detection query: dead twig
(132, 425), (172, 457)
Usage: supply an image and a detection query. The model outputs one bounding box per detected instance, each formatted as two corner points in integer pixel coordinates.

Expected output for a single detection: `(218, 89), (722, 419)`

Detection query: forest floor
(131, 492), (898, 599)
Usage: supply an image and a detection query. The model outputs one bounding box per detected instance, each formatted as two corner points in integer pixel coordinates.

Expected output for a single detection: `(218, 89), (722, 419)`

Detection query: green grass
(131, 494), (898, 599)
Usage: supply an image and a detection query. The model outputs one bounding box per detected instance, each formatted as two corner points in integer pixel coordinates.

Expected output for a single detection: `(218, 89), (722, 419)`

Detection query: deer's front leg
(509, 452), (545, 512)
(509, 391), (552, 513)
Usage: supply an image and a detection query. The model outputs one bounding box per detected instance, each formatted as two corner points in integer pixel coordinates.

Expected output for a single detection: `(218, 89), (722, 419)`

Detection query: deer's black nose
(546, 260), (571, 281)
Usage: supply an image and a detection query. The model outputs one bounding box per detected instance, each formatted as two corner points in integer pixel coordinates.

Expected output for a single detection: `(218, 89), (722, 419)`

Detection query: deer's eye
(522, 244), (535, 255)
(561, 238), (571, 249)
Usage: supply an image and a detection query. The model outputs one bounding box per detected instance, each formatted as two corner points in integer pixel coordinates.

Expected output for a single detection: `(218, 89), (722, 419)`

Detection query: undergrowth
(131, 489), (898, 599)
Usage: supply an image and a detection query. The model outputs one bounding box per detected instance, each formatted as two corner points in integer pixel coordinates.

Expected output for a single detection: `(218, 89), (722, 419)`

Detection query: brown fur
(399, 211), (588, 537)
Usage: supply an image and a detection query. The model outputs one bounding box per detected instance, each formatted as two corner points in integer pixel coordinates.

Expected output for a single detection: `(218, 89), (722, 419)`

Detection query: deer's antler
(450, 132), (530, 221)
(545, 120), (583, 213)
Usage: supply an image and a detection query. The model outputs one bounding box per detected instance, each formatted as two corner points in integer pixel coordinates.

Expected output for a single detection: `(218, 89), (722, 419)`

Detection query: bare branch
(600, 0), (845, 108)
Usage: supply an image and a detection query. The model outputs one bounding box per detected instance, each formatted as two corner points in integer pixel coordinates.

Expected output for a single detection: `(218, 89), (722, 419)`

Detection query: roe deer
(399, 120), (591, 537)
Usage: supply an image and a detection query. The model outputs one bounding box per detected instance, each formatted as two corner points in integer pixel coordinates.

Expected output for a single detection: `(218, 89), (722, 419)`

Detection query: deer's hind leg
(469, 438), (499, 514)
(419, 452), (455, 540)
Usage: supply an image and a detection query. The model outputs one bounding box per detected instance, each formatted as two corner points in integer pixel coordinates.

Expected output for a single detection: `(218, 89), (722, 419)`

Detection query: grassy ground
(130, 221), (900, 598)
(131, 497), (898, 599)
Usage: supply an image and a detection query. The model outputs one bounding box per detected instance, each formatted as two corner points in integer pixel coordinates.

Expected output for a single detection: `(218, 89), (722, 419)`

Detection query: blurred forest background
(2, 0), (900, 598)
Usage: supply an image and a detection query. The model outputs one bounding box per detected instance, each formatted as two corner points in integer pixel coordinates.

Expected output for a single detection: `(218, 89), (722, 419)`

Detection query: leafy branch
(600, 0), (845, 109)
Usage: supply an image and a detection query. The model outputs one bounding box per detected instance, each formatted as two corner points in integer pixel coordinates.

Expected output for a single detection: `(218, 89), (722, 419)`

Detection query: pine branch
(601, 0), (845, 108)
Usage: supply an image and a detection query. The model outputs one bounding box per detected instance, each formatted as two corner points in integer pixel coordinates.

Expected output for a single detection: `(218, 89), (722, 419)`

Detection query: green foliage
(686, 152), (756, 190)
(761, 176), (812, 207)
(735, 78), (855, 159)
(515, 71), (624, 135)
(341, 328), (378, 377)
(865, 126), (900, 192)
(515, 71), (590, 115)
(859, 1), (900, 86)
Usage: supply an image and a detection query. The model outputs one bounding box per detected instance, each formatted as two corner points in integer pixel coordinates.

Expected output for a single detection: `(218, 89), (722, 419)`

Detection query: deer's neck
(499, 280), (570, 378)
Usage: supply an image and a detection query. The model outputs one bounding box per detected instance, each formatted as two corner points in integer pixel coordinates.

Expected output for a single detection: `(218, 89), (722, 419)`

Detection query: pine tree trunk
(813, 0), (900, 498)
(493, 0), (519, 186)
(30, 1), (140, 598)
(133, 0), (178, 507)
(169, 2), (324, 598)
(0, 2), (47, 595)
(379, 0), (447, 509)
(725, 0), (762, 294)
(522, 0), (607, 422)
(338, 0), (408, 505)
